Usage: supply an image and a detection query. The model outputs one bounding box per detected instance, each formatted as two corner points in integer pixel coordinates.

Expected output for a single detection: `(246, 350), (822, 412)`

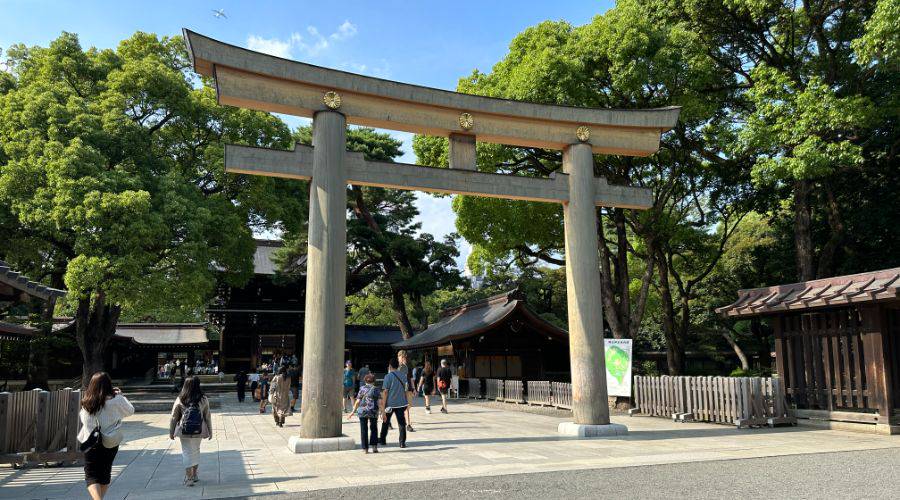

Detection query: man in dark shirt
(436, 359), (453, 414)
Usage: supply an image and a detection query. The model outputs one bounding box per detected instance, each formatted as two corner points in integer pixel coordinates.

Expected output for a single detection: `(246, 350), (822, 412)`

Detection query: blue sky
(0, 0), (614, 272)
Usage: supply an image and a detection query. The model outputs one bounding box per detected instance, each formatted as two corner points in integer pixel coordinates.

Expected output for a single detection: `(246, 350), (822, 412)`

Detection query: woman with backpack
(269, 365), (291, 427)
(169, 376), (212, 487)
(77, 372), (135, 500)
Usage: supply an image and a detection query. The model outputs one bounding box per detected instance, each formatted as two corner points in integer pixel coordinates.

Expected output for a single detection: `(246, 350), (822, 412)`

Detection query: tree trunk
(23, 297), (56, 390)
(793, 179), (815, 281)
(816, 182), (845, 278)
(75, 292), (121, 389)
(721, 327), (750, 371)
(656, 254), (684, 375)
(389, 284), (414, 339)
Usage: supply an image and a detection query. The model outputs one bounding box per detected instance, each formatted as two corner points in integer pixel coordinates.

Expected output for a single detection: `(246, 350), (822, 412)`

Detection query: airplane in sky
(212, 9), (227, 19)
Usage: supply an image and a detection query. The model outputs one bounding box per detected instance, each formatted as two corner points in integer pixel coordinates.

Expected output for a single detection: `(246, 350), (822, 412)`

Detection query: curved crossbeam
(184, 30), (679, 156)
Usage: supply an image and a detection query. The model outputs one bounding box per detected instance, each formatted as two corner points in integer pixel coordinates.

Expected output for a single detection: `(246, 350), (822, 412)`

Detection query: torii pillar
(298, 110), (351, 446)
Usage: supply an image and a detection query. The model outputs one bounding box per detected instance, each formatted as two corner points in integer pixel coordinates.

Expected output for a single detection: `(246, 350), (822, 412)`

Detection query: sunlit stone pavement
(2, 398), (898, 499)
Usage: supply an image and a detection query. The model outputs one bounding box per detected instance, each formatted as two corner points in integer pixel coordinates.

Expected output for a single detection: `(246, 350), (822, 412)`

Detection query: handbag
(79, 424), (101, 452)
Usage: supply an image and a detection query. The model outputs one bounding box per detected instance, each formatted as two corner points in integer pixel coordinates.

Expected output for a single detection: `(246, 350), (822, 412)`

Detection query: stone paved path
(1, 398), (898, 499)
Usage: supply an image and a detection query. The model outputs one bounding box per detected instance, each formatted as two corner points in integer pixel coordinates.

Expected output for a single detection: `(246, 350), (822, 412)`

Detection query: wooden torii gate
(183, 30), (680, 448)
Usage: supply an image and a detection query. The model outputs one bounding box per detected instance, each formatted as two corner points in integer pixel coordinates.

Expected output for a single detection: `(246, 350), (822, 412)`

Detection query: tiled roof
(716, 268), (900, 318)
(0, 261), (67, 300)
(114, 323), (209, 345)
(393, 290), (567, 349)
(253, 240), (307, 275)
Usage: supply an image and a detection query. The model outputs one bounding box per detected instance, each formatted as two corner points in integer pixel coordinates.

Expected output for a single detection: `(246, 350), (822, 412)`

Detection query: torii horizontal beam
(225, 144), (654, 209)
(184, 30), (680, 156)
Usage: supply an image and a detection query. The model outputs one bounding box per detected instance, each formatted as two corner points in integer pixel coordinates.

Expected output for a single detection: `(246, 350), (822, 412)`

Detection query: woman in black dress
(417, 361), (435, 414)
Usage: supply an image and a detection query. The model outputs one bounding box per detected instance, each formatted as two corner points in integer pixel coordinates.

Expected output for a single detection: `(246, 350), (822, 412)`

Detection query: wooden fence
(525, 381), (552, 406)
(503, 380), (525, 404)
(485, 378), (504, 400)
(0, 388), (82, 466)
(632, 375), (795, 427)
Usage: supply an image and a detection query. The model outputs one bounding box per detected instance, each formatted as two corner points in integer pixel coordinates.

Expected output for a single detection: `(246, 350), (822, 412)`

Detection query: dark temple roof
(717, 268), (900, 318)
(393, 290), (567, 349)
(346, 325), (403, 345)
(0, 261), (67, 301)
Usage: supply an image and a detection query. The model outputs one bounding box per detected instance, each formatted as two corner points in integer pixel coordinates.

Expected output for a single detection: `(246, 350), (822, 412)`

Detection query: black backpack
(180, 402), (203, 435)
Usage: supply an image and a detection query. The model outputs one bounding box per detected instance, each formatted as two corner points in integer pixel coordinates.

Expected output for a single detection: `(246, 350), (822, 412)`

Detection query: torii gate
(183, 30), (680, 449)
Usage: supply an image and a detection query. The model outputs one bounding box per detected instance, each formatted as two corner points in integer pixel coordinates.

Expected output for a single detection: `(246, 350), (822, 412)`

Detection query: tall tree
(0, 32), (295, 384)
(657, 0), (897, 281)
(279, 126), (464, 338)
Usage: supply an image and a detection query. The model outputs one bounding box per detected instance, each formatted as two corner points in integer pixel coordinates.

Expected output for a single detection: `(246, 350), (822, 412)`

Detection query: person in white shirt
(77, 372), (135, 500)
(169, 376), (213, 486)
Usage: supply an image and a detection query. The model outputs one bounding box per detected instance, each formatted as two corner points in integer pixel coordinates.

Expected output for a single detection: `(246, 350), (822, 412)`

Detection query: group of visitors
(159, 359), (221, 380)
(75, 351), (453, 497)
(345, 350), (454, 453)
(77, 371), (213, 498)
(234, 363), (301, 419)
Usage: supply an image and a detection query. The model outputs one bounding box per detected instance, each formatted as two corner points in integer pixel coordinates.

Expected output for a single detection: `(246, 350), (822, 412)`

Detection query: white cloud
(246, 21), (358, 60)
(246, 35), (293, 58)
(331, 21), (357, 41)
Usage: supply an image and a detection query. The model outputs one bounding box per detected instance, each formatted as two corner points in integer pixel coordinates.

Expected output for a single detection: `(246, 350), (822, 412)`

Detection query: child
(347, 373), (382, 453)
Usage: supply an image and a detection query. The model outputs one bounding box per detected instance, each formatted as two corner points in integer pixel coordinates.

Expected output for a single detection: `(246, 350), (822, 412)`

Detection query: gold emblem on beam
(576, 126), (591, 142)
(458, 112), (474, 131)
(323, 91), (342, 109)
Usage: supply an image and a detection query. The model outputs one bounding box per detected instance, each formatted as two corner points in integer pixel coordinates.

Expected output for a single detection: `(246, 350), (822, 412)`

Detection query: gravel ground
(237, 447), (900, 500)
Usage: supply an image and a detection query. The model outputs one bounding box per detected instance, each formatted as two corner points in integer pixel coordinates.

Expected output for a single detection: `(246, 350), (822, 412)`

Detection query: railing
(503, 380), (525, 404)
(551, 382), (573, 409)
(0, 388), (82, 466)
(485, 378), (504, 400)
(462, 378), (482, 398)
(525, 381), (552, 406)
(632, 375), (795, 427)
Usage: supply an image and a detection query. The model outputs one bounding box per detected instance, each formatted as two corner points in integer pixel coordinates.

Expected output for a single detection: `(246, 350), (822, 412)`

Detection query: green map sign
(604, 338), (633, 397)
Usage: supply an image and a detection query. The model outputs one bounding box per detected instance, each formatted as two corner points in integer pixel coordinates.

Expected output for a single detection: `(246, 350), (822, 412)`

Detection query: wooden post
(300, 110), (348, 439)
(561, 142), (609, 426)
(860, 305), (892, 419)
(0, 393), (8, 455)
(67, 390), (81, 455)
(35, 390), (49, 453)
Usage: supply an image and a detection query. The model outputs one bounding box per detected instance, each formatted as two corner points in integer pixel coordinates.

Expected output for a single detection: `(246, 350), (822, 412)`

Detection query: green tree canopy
(0, 32), (296, 382)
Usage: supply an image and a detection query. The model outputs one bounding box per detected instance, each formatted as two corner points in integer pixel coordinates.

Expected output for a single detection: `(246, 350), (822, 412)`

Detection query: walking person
(397, 350), (415, 432)
(77, 372), (135, 500)
(288, 364), (301, 414)
(258, 372), (270, 413)
(436, 359), (453, 413)
(342, 361), (357, 413)
(417, 361), (435, 414)
(169, 376), (212, 487)
(378, 358), (409, 448)
(249, 370), (259, 402)
(347, 372), (382, 453)
(234, 371), (247, 403)
(269, 366), (291, 427)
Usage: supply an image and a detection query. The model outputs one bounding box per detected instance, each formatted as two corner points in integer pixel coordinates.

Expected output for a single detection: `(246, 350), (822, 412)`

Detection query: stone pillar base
(287, 435), (355, 454)
(558, 422), (628, 438)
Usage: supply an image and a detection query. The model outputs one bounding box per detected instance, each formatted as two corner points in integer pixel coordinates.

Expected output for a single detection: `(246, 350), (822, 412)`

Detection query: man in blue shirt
(377, 357), (409, 448)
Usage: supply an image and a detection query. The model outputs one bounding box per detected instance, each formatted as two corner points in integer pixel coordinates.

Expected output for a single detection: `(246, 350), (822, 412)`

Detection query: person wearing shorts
(436, 359), (453, 413)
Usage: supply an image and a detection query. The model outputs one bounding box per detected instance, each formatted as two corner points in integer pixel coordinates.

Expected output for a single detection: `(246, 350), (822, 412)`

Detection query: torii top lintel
(183, 29), (680, 157)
